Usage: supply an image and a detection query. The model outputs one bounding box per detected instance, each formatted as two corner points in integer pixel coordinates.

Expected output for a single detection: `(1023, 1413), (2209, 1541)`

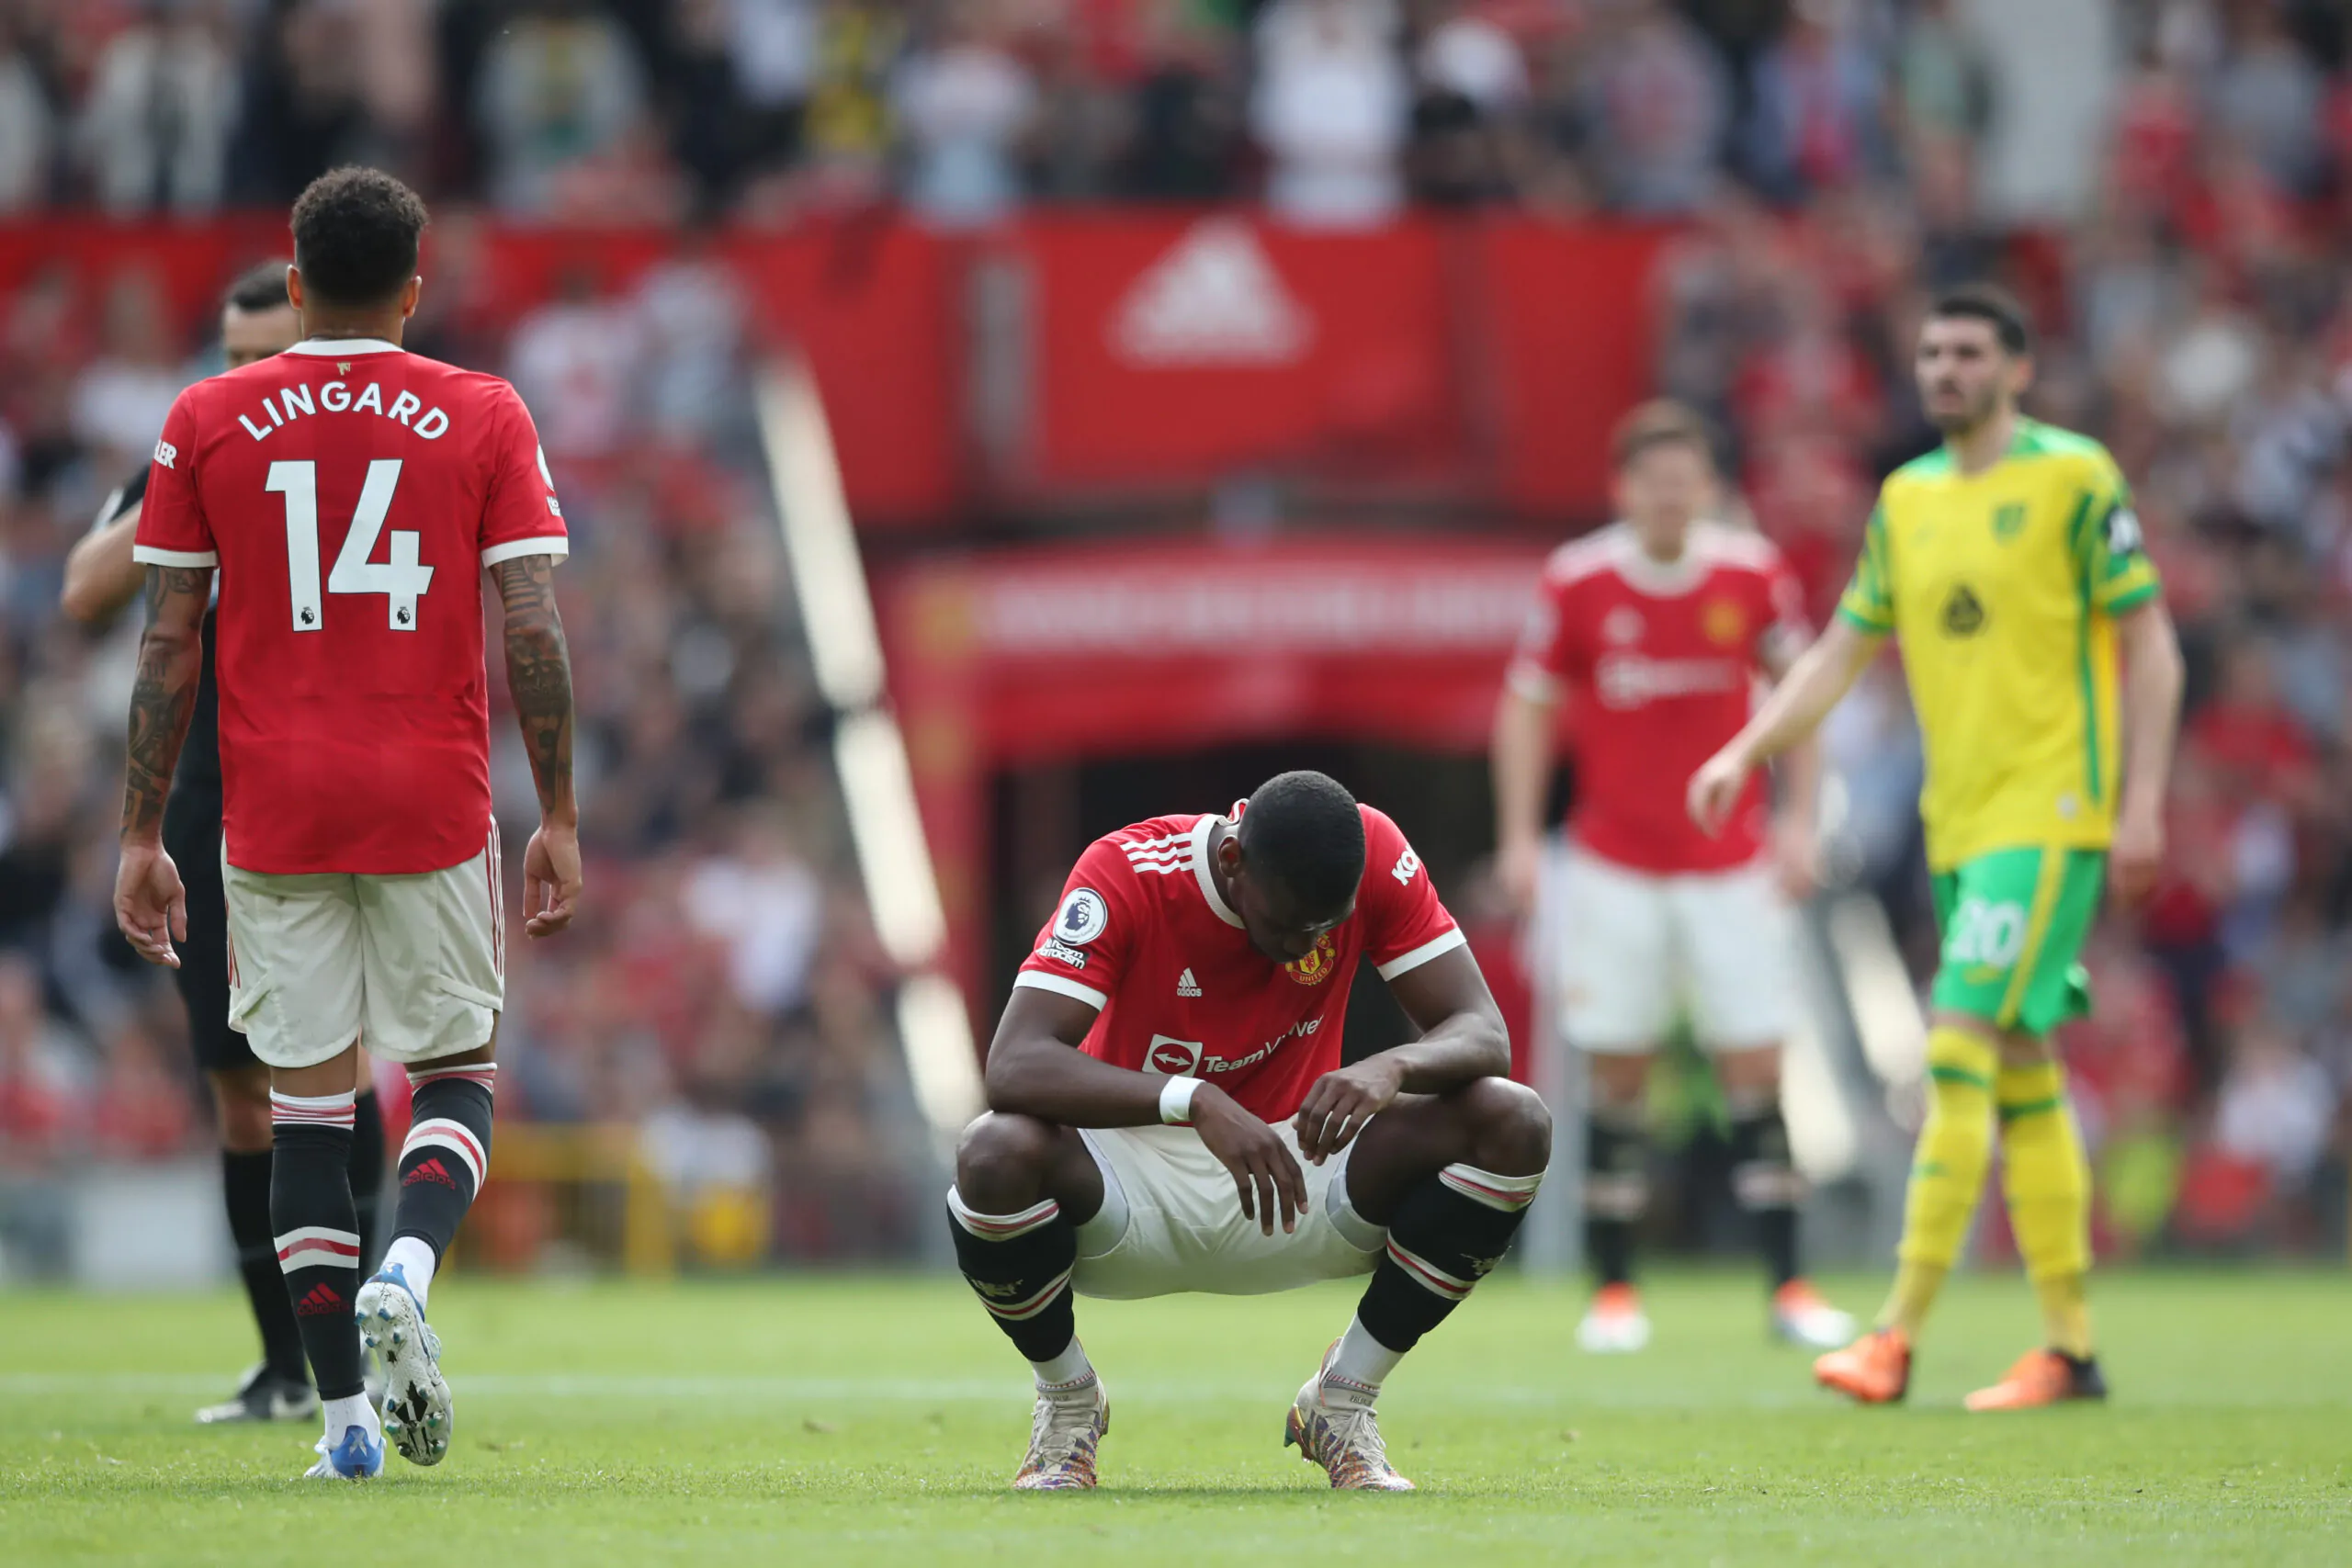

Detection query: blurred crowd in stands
(6, 0), (2352, 1259)
(11, 0), (2332, 230)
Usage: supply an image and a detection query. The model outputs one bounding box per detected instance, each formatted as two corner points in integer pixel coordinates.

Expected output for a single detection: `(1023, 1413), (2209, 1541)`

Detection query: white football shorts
(221, 824), (503, 1070)
(1069, 1119), (1385, 1299)
(1555, 846), (1797, 1055)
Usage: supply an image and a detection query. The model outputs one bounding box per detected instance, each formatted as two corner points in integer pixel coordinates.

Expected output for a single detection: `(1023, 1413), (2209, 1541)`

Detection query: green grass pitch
(3, 1269), (2346, 1564)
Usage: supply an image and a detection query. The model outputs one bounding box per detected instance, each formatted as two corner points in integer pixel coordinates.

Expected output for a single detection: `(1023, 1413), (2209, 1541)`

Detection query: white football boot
(1283, 1341), (1414, 1491)
(1576, 1283), (1652, 1353)
(1770, 1280), (1857, 1350)
(355, 1262), (452, 1466)
(195, 1361), (318, 1425)
(1012, 1375), (1109, 1490)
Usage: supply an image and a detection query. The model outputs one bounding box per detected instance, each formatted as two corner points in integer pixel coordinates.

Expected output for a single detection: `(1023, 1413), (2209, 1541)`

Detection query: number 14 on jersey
(266, 457), (435, 631)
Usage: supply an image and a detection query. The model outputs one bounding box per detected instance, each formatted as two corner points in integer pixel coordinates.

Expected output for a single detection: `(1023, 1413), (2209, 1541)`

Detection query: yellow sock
(1876, 1026), (1996, 1337)
(1997, 1058), (2095, 1358)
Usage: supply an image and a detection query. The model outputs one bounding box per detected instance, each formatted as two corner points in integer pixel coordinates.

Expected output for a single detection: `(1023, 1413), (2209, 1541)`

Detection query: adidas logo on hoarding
(1177, 968), (1202, 998)
(1111, 219), (1312, 367)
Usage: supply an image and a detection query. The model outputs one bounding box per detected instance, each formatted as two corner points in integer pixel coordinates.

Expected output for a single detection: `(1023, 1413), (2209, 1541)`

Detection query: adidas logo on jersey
(1176, 968), (1202, 998)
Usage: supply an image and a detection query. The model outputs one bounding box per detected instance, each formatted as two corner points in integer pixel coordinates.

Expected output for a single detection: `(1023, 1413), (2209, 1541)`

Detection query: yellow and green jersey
(1837, 418), (2161, 871)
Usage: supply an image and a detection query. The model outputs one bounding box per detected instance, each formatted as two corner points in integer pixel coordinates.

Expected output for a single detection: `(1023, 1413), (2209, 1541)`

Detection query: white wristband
(1159, 1076), (1203, 1126)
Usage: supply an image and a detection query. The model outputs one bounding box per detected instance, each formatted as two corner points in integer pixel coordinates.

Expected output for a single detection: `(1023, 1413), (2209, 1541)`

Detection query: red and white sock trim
(269, 1089), (356, 1130)
(1385, 1238), (1475, 1303)
(1439, 1163), (1543, 1213)
(408, 1062), (499, 1091)
(946, 1188), (1062, 1241)
(982, 1268), (1074, 1322)
(275, 1224), (362, 1275)
(403, 1118), (488, 1191)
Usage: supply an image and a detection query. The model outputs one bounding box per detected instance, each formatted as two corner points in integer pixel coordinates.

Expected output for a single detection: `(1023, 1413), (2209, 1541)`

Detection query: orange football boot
(1813, 1326), (1911, 1404)
(1963, 1348), (2107, 1412)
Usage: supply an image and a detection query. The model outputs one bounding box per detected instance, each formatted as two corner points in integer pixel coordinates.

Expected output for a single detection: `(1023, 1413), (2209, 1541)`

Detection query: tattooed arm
(494, 554), (581, 937)
(113, 564), (211, 965)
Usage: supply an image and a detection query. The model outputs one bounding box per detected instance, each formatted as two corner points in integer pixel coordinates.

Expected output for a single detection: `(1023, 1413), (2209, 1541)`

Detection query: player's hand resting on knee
(523, 821), (582, 939)
(114, 840), (187, 968)
(1193, 1087), (1310, 1236)
(1293, 1056), (1405, 1166)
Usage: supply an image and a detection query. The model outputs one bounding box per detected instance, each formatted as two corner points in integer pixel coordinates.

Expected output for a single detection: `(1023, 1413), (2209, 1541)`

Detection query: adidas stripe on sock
(386, 1062), (496, 1303)
(946, 1188), (1082, 1367)
(270, 1089), (367, 1403)
(1354, 1163), (1542, 1357)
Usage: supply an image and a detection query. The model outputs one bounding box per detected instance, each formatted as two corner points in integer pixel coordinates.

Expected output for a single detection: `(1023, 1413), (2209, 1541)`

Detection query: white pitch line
(0, 1373), (2342, 1411)
(0, 1371), (1769, 1408)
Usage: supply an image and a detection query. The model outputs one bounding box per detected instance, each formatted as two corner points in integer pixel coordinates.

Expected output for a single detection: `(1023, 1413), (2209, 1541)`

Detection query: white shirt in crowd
(728, 0), (820, 107)
(1419, 14), (1528, 111)
(506, 295), (646, 462)
(1251, 0), (1409, 229)
(77, 16), (239, 215)
(892, 40), (1035, 228)
(684, 847), (825, 1019)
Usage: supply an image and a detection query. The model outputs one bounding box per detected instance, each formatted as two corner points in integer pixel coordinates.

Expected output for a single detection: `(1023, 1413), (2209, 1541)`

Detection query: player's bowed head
(1218, 770), (1365, 967)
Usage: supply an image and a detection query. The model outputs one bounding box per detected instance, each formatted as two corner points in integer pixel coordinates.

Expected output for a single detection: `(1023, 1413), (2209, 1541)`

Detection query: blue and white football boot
(354, 1262), (452, 1466)
(303, 1422), (385, 1481)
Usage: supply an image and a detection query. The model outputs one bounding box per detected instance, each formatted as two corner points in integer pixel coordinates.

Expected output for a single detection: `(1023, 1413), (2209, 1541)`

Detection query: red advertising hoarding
(1003, 213), (1469, 491)
(0, 218), (958, 525)
(1475, 221), (1670, 517)
(0, 214), (1668, 524)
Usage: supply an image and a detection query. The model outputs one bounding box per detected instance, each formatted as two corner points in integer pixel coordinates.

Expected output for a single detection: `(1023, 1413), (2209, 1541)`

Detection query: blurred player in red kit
(113, 167), (582, 1481)
(1491, 401), (1853, 1354)
(950, 771), (1551, 1490)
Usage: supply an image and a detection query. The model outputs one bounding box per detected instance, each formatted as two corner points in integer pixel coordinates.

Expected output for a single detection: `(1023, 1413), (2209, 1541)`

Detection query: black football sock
(389, 1064), (497, 1273)
(223, 1147), (311, 1384)
(1353, 1165), (1543, 1360)
(348, 1088), (387, 1275)
(269, 1090), (366, 1401)
(946, 1188), (1085, 1375)
(1728, 1090), (1803, 1290)
(1584, 1107), (1647, 1289)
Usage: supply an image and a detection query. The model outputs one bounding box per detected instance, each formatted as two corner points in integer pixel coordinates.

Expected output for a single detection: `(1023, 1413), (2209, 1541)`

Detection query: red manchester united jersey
(1508, 522), (1807, 874)
(1013, 803), (1465, 1122)
(135, 338), (567, 875)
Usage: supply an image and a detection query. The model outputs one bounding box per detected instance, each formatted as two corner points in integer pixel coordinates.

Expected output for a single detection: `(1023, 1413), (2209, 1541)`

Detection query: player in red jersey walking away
(62, 263), (397, 1428)
(949, 771), (1551, 1491)
(1492, 401), (1852, 1355)
(112, 168), (581, 1481)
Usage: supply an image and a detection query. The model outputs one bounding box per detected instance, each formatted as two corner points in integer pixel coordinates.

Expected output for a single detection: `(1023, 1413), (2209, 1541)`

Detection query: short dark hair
(289, 167), (427, 309)
(1929, 282), (2032, 356)
(1611, 400), (1718, 473)
(223, 260), (292, 316)
(1238, 771), (1365, 914)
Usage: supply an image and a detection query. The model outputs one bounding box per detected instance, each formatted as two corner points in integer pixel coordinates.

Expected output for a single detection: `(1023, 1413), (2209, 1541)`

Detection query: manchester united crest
(1701, 597), (1747, 648)
(1285, 931), (1339, 986)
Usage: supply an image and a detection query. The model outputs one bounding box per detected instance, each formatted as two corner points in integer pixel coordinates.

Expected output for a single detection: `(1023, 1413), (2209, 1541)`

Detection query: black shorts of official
(162, 784), (254, 1075)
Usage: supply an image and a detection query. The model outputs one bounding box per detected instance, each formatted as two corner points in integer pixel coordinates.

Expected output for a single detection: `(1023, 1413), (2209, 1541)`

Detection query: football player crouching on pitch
(947, 770), (1551, 1491)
